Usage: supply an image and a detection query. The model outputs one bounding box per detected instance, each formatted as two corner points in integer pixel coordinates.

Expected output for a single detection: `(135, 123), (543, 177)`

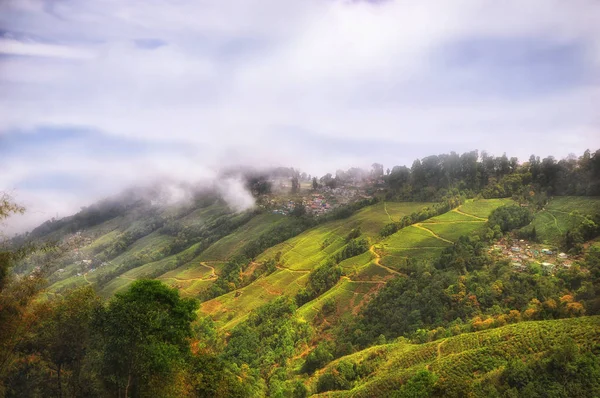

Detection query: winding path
(413, 224), (453, 244)
(384, 202), (394, 222)
(369, 245), (402, 275)
(452, 208), (487, 221)
(546, 211), (563, 233)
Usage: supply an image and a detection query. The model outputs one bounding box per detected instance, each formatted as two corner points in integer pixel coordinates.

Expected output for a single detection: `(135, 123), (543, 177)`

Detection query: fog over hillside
(2, 0), (600, 231)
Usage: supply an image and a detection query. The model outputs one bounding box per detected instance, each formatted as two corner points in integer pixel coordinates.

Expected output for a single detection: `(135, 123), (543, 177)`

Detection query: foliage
(302, 342), (334, 374)
(335, 238), (369, 263)
(296, 260), (343, 306)
(223, 297), (310, 379)
(487, 205), (533, 233)
(95, 280), (198, 397)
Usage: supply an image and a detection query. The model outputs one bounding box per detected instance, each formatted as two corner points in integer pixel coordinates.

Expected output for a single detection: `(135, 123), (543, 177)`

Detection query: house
(541, 262), (555, 274)
(558, 253), (568, 259)
(541, 249), (553, 255)
(511, 247), (521, 253)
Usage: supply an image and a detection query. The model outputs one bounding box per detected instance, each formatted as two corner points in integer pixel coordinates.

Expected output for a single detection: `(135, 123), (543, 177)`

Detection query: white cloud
(0, 38), (95, 59)
(1, 0), (599, 233)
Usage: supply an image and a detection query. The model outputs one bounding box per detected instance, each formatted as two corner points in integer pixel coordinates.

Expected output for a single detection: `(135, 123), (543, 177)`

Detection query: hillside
(307, 316), (600, 397)
(4, 149), (600, 397)
(519, 196), (600, 245)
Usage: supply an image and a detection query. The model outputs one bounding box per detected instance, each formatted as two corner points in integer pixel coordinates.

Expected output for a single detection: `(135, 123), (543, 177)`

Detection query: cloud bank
(1, 0), (599, 233)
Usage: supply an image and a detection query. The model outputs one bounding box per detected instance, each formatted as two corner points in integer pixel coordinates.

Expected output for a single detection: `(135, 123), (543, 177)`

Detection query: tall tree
(96, 280), (198, 397)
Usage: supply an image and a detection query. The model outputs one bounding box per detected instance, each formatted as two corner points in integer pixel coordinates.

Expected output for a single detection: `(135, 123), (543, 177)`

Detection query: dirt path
(201, 262), (217, 278)
(547, 211), (563, 233)
(83, 273), (92, 285)
(276, 265), (311, 273)
(384, 202), (394, 222)
(413, 224), (454, 244)
(342, 275), (386, 284)
(437, 340), (445, 359)
(452, 208), (487, 221)
(369, 245), (401, 275)
(421, 220), (485, 224)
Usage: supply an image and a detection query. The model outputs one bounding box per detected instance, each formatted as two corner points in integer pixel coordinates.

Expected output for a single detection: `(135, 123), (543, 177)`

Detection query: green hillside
(308, 316), (600, 397)
(520, 196), (600, 245)
(201, 202), (432, 328)
(379, 199), (514, 270)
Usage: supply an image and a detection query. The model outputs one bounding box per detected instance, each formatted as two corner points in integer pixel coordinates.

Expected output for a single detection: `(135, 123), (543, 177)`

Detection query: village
(261, 185), (375, 216)
(490, 236), (577, 275)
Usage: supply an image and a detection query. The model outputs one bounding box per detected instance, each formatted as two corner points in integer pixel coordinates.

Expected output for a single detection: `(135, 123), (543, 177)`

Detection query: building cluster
(491, 238), (573, 274)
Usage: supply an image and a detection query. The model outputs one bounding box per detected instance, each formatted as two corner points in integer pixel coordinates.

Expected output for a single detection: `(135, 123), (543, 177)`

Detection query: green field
(307, 316), (600, 397)
(378, 199), (516, 271)
(457, 198), (515, 219)
(423, 221), (485, 242)
(521, 196), (600, 244)
(256, 202), (433, 271)
(200, 267), (310, 329)
(198, 213), (286, 261)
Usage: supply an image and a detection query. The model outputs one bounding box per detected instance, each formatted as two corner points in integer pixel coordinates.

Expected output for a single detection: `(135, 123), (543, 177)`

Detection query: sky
(1, 0), (599, 233)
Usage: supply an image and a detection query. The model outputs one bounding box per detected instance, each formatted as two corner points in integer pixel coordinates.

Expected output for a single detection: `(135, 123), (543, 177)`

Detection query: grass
(255, 203), (434, 272)
(458, 198), (515, 219)
(383, 225), (452, 249)
(307, 316), (600, 397)
(423, 222), (486, 242)
(198, 213), (286, 261)
(521, 196), (600, 245)
(200, 268), (310, 329)
(377, 199), (517, 272)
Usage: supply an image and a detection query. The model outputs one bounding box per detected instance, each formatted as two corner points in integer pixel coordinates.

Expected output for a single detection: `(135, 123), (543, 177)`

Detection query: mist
(1, 0), (600, 234)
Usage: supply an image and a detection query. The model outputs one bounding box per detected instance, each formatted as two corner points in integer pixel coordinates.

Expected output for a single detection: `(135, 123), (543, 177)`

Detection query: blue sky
(1, 0), (599, 232)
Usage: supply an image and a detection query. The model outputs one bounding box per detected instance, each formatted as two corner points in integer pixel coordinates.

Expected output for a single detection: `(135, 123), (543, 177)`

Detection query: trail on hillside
(342, 275), (386, 284)
(421, 220), (485, 224)
(276, 264), (311, 273)
(161, 274), (216, 282)
(413, 224), (454, 244)
(547, 211), (563, 233)
(452, 208), (487, 221)
(83, 273), (92, 285)
(437, 340), (445, 360)
(201, 262), (217, 278)
(369, 245), (401, 275)
(384, 202), (394, 222)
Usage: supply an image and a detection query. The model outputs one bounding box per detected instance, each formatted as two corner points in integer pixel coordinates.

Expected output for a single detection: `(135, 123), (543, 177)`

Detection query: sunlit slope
(379, 199), (514, 270)
(200, 200), (519, 329)
(46, 203), (234, 294)
(197, 213), (286, 261)
(256, 202), (433, 270)
(308, 316), (600, 397)
(96, 212), (288, 297)
(200, 202), (432, 327)
(520, 196), (600, 245)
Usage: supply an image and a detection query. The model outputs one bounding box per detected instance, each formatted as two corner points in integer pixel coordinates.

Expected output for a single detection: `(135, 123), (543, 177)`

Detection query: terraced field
(521, 196), (600, 244)
(255, 202), (434, 271)
(199, 202), (432, 328)
(307, 316), (600, 397)
(197, 213), (286, 261)
(379, 199), (514, 271)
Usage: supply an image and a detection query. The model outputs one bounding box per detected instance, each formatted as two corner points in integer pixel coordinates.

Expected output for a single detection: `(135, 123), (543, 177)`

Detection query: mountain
(3, 149), (600, 397)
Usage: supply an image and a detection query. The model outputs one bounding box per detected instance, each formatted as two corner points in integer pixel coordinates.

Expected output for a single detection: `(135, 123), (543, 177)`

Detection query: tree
(33, 287), (102, 398)
(0, 194), (44, 396)
(95, 280), (198, 397)
(291, 176), (300, 194)
(312, 177), (319, 190)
